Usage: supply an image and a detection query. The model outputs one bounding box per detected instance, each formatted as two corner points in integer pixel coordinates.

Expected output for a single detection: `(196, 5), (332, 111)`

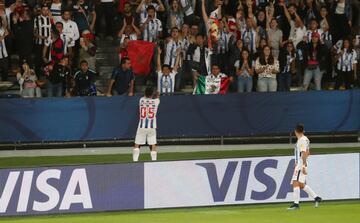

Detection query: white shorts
(291, 167), (307, 184)
(135, 128), (157, 145)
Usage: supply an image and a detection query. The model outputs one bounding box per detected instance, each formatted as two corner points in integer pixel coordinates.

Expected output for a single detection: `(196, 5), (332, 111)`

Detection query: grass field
(0, 201), (359, 223)
(0, 146), (359, 168)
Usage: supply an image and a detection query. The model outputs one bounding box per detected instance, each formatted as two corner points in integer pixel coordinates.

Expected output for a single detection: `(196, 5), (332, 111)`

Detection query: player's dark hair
(55, 21), (63, 27)
(162, 64), (171, 70)
(80, 60), (88, 65)
(145, 86), (154, 98)
(295, 124), (304, 133)
(146, 5), (156, 12)
(171, 27), (179, 33)
(121, 57), (131, 65)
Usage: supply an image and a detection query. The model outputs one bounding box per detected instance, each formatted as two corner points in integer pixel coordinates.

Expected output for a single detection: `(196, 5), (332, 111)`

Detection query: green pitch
(0, 146), (359, 169)
(0, 201), (359, 223)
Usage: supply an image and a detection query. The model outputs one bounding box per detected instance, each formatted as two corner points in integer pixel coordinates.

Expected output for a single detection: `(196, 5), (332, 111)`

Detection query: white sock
(303, 185), (317, 199)
(133, 148), (140, 162)
(150, 151), (157, 161)
(293, 187), (300, 204)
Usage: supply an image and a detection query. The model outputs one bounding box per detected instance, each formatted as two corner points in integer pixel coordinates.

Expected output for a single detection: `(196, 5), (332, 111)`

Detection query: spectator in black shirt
(106, 57), (134, 96)
(73, 60), (97, 96)
(47, 56), (71, 97)
(12, 8), (33, 67)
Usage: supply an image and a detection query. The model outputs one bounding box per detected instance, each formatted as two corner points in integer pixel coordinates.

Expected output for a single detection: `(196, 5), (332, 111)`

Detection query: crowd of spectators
(0, 0), (358, 97)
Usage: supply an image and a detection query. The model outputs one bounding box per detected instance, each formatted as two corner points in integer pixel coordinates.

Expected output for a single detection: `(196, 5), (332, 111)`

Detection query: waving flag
(127, 40), (155, 75)
(194, 76), (230, 95)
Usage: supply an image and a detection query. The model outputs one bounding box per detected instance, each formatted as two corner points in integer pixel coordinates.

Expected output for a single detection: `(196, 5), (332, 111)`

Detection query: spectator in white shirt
(164, 27), (182, 68)
(156, 47), (180, 94)
(282, 3), (306, 48)
(136, 0), (165, 24)
(255, 45), (280, 92)
(61, 8), (80, 63)
(140, 5), (163, 42)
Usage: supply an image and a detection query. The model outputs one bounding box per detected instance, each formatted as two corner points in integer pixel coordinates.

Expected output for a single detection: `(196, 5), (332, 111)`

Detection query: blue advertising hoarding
(0, 90), (359, 143)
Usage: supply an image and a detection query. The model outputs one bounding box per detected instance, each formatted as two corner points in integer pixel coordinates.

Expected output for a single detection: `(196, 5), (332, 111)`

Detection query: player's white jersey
(294, 135), (310, 168)
(138, 97), (160, 129)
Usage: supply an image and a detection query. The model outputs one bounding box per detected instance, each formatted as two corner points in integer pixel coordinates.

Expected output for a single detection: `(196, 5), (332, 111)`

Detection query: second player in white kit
(133, 87), (160, 162)
(288, 124), (322, 210)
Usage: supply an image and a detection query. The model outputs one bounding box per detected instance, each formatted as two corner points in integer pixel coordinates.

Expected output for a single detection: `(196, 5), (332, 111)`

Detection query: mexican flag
(194, 76), (230, 95)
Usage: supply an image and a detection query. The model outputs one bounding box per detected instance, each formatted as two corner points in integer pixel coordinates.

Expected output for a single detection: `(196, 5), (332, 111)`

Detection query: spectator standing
(95, 0), (115, 39)
(235, 49), (254, 93)
(334, 38), (357, 90)
(242, 17), (258, 55)
(33, 4), (51, 75)
(61, 8), (80, 62)
(303, 32), (326, 91)
(164, 27), (182, 68)
(55, 21), (68, 55)
(0, 20), (8, 81)
(121, 2), (135, 25)
(188, 34), (212, 87)
(229, 39), (245, 76)
(331, 0), (352, 43)
(267, 18), (283, 59)
(47, 56), (71, 97)
(106, 57), (134, 96)
(164, 0), (184, 34)
(278, 41), (296, 91)
(140, 5), (163, 42)
(282, 3), (306, 48)
(157, 47), (180, 94)
(12, 8), (33, 67)
(179, 0), (195, 25)
(73, 0), (96, 34)
(295, 35), (308, 87)
(136, 0), (165, 24)
(118, 18), (141, 44)
(305, 19), (323, 43)
(49, 0), (63, 23)
(43, 30), (64, 64)
(79, 30), (97, 70)
(255, 45), (279, 92)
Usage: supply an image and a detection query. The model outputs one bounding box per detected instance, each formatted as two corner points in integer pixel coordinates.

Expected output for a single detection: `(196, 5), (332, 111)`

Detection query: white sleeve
(255, 59), (260, 70)
(352, 51), (357, 64)
(157, 20), (163, 31)
(72, 22), (80, 41)
(234, 60), (239, 68)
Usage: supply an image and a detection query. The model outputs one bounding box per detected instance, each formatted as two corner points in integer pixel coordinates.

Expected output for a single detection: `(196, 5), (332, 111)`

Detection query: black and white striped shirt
(164, 39), (181, 68)
(337, 49), (357, 72)
(0, 27), (8, 59)
(34, 15), (52, 45)
(142, 19), (162, 43)
(217, 31), (230, 54)
(321, 31), (332, 42)
(283, 54), (295, 73)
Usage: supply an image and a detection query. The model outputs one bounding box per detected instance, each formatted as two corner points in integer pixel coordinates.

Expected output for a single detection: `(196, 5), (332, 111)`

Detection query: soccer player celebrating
(133, 86), (160, 162)
(288, 124), (322, 210)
